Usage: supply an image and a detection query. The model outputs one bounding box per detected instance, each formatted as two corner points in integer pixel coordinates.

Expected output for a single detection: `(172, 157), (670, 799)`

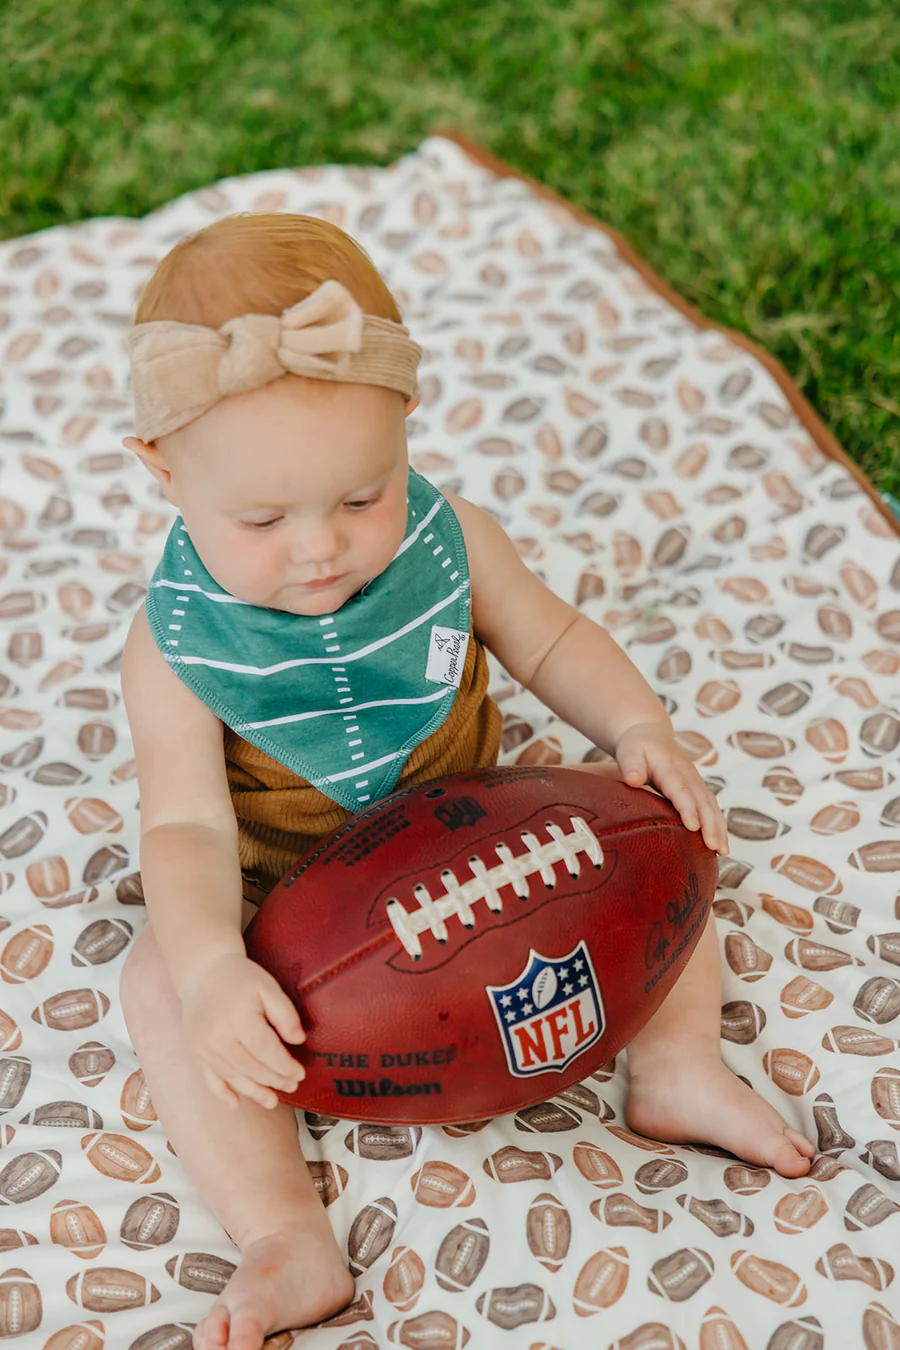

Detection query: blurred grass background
(2, 0), (898, 494)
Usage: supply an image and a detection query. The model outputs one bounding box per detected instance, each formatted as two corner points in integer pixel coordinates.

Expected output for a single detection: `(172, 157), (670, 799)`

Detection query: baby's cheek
(362, 516), (405, 572)
(221, 540), (274, 600)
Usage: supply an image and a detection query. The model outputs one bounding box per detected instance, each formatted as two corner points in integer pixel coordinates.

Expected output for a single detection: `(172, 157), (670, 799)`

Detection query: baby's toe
(225, 1306), (268, 1350)
(785, 1126), (817, 1158)
(768, 1128), (814, 1179)
(194, 1305), (230, 1350)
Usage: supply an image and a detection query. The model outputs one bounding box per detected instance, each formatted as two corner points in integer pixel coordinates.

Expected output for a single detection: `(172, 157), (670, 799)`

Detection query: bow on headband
(126, 279), (422, 442)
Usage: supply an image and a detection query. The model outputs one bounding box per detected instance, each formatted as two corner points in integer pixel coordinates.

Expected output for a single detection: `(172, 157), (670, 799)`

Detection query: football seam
(294, 817), (701, 994)
(386, 813), (603, 957)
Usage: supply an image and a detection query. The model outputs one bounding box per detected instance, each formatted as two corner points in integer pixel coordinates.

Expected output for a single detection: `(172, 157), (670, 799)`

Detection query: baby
(119, 213), (816, 1350)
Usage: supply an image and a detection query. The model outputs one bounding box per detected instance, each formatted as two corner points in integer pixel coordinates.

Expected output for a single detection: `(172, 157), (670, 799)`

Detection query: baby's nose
(288, 519), (344, 564)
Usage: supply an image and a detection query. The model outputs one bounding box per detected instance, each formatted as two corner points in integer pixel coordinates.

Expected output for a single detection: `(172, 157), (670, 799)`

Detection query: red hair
(133, 212), (402, 328)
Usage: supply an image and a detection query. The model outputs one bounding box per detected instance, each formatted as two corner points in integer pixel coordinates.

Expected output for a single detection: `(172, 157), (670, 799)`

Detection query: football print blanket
(0, 132), (898, 1347)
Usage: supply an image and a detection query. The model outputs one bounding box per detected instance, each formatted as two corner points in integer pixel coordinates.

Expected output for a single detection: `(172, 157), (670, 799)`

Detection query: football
(243, 765), (716, 1122)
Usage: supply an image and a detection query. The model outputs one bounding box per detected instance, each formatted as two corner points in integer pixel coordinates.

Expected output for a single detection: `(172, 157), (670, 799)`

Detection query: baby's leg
(569, 759), (816, 1177)
(119, 900), (354, 1350)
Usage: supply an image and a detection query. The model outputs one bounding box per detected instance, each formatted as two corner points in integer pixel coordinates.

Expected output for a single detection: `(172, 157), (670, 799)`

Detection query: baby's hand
(614, 721), (729, 855)
(180, 951), (306, 1110)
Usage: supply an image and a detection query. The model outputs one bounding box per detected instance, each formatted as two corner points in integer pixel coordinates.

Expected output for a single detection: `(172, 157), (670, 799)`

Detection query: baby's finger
(653, 769), (700, 830)
(203, 1067), (239, 1110)
(260, 984), (306, 1045)
(684, 774), (726, 846)
(208, 1035), (297, 1095)
(242, 1020), (305, 1088)
(224, 1069), (282, 1111)
(616, 746), (649, 787)
(698, 794), (727, 853)
(702, 791), (729, 851)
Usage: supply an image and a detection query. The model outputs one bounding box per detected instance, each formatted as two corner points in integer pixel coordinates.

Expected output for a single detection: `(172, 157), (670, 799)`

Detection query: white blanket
(0, 133), (898, 1348)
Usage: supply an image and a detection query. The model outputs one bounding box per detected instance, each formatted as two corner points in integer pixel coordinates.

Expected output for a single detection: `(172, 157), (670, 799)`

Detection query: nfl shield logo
(486, 939), (604, 1078)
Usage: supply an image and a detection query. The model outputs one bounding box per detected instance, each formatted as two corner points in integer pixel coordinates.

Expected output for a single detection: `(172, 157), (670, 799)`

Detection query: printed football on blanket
(243, 765), (717, 1123)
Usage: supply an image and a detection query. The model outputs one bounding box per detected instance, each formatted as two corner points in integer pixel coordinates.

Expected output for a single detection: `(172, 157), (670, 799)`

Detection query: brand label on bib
(425, 625), (469, 687)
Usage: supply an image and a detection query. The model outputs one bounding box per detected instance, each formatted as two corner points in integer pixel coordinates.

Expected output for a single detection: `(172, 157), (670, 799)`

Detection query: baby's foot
(625, 1046), (816, 1178)
(193, 1226), (355, 1350)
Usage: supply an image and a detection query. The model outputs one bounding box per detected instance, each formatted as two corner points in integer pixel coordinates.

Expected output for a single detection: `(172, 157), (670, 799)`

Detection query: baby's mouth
(298, 574), (346, 589)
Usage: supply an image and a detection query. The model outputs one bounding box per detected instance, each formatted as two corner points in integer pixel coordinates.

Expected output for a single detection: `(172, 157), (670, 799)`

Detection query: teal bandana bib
(144, 468), (471, 811)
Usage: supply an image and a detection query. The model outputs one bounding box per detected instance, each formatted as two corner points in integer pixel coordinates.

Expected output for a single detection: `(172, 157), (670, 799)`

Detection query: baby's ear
(404, 392), (420, 418)
(122, 436), (175, 497)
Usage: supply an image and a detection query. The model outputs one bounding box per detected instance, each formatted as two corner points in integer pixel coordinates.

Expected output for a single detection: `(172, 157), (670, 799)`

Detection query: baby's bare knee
(119, 924), (169, 1022)
(120, 901), (256, 1026)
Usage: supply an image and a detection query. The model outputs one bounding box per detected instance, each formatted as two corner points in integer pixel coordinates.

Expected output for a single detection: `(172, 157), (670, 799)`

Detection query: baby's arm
(120, 603), (246, 996)
(121, 605), (305, 1107)
(446, 493), (728, 855)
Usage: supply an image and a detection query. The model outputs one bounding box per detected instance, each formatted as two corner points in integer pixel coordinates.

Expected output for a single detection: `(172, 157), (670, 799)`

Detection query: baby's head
(124, 213), (420, 615)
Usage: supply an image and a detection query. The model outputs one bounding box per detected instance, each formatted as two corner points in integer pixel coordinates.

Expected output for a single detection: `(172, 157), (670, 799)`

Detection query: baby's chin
(265, 577), (369, 616)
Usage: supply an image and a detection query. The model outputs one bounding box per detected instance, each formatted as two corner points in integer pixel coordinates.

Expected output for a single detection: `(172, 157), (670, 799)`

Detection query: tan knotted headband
(126, 278), (423, 443)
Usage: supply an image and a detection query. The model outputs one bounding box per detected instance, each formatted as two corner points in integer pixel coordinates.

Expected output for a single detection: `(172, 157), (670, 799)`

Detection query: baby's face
(136, 376), (415, 615)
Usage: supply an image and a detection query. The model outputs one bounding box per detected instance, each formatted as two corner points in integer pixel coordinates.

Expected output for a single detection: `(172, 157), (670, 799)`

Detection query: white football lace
(386, 816), (604, 958)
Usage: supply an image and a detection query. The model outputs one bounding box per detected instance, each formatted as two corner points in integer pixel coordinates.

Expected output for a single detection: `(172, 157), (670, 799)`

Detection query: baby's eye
(345, 497), (377, 511)
(245, 518), (282, 530)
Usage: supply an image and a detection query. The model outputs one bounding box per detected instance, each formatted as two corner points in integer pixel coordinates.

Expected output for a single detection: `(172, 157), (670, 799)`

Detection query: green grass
(2, 0), (898, 494)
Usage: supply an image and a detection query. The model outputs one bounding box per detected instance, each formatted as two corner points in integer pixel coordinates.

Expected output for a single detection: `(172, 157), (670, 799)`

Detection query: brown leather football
(242, 765), (717, 1123)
